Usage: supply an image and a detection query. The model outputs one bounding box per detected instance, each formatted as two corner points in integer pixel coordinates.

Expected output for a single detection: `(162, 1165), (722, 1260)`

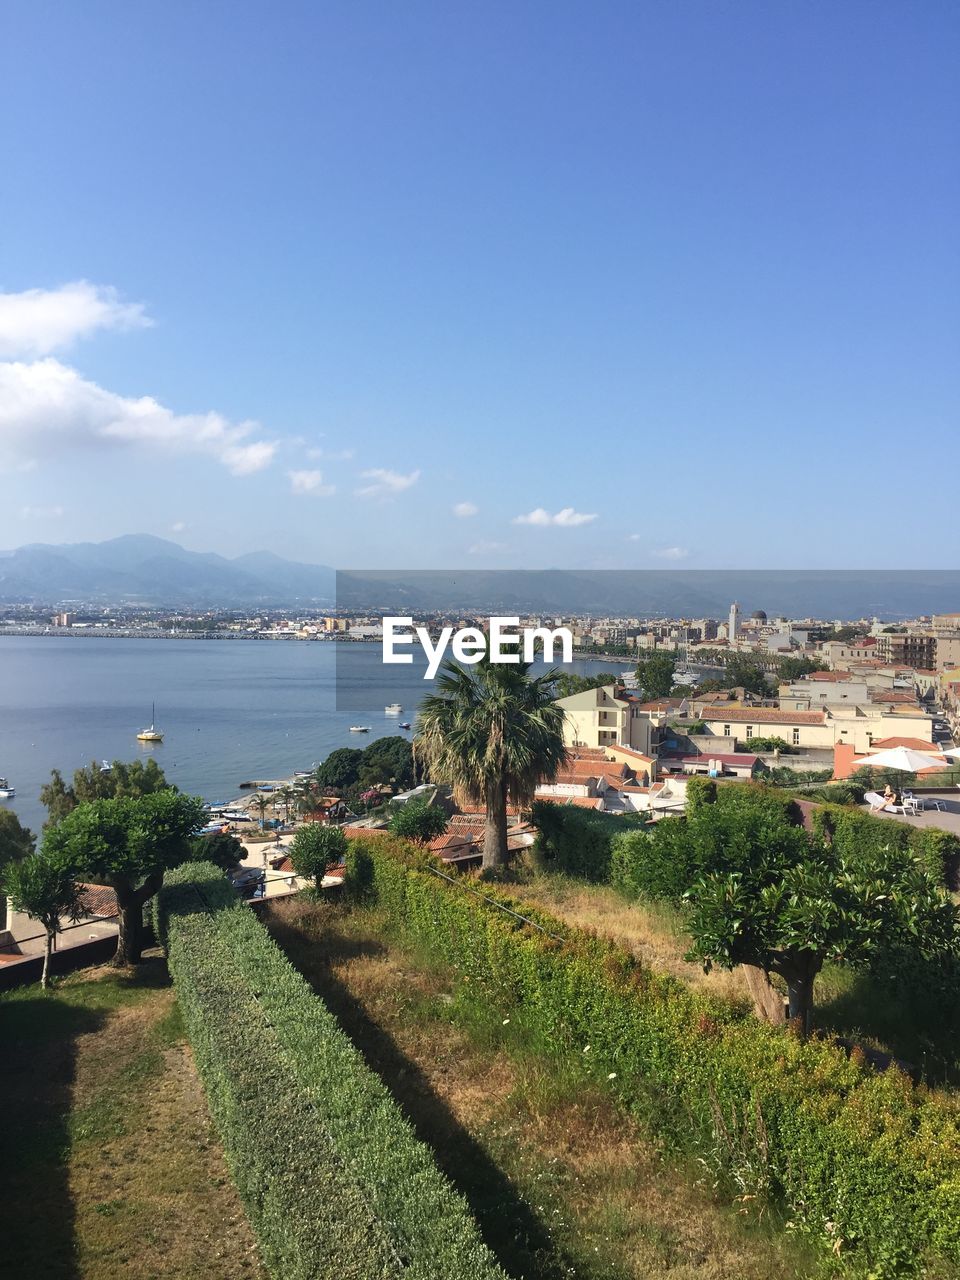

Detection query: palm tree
(416, 655), (568, 869)
(254, 793), (269, 831)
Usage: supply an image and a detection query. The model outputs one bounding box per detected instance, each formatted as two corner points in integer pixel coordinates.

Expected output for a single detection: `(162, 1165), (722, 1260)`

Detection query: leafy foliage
(289, 823), (348, 889)
(155, 862), (506, 1280)
(388, 800), (448, 844)
(742, 736), (794, 753)
(314, 736), (414, 793)
(43, 790), (206, 964)
(190, 830), (245, 871)
(554, 671), (621, 698)
(40, 758), (172, 827)
(346, 833), (960, 1275)
(0, 809), (35, 929)
(2, 855), (84, 986)
(531, 801), (648, 882)
(634, 653), (676, 699)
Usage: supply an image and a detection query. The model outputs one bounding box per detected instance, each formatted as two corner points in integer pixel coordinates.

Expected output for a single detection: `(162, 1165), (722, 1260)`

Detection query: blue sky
(0, 2), (957, 569)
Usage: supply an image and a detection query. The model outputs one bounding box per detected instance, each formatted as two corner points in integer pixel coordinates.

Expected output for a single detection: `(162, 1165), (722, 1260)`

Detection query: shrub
(156, 862), (505, 1280)
(289, 823), (348, 890)
(684, 776), (716, 811)
(530, 801), (647, 882)
(347, 837), (960, 1275)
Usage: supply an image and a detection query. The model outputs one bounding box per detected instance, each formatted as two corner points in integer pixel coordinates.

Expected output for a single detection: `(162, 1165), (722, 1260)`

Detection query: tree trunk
(741, 963), (786, 1025)
(482, 778), (509, 869)
(42, 930), (52, 989)
(110, 871), (163, 967)
(783, 960), (821, 1038)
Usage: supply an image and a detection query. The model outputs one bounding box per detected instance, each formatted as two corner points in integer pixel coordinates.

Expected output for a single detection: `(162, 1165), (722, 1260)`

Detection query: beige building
(697, 704), (934, 754)
(555, 685), (654, 754)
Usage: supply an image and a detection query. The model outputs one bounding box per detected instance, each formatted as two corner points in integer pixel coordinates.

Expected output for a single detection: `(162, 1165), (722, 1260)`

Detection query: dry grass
(266, 897), (811, 1280)
(0, 954), (265, 1280)
(503, 872), (750, 1004)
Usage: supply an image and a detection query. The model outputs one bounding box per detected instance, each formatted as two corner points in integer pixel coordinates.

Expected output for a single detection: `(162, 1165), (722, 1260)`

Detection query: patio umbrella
(940, 746), (960, 759)
(852, 746), (950, 773)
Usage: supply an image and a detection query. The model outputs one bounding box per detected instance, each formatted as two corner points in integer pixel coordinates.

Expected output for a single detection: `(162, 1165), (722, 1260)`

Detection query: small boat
(399, 722), (412, 730)
(385, 703), (403, 715)
(0, 776), (14, 799)
(136, 702), (164, 742)
(349, 725), (370, 733)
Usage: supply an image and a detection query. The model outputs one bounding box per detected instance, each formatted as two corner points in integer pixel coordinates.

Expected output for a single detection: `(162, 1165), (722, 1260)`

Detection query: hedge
(530, 800), (647, 881)
(155, 862), (506, 1280)
(346, 835), (960, 1277)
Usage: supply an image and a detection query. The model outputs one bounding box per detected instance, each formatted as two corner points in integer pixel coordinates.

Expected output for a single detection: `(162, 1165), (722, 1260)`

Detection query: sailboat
(136, 702), (164, 742)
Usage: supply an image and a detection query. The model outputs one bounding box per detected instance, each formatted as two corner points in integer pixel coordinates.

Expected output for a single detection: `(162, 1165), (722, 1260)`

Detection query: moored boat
(0, 776), (14, 799)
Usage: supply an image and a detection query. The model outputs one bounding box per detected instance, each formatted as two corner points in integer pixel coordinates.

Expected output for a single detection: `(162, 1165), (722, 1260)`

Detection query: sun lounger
(864, 791), (907, 814)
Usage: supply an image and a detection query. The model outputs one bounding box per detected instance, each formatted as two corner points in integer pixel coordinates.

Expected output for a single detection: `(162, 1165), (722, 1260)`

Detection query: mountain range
(0, 535), (335, 606)
(2, 538), (958, 618)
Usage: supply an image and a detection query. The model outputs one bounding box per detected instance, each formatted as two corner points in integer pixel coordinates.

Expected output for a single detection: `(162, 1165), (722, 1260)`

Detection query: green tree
(634, 653), (677, 699)
(40, 758), (172, 828)
(389, 800), (448, 845)
(289, 824), (348, 891)
(3, 856), (84, 988)
(684, 829), (958, 1036)
(554, 671), (620, 699)
(0, 809), (35, 929)
(358, 736), (414, 790)
(253, 793), (269, 830)
(191, 830), (245, 871)
(775, 656), (825, 681)
(315, 748), (364, 792)
(416, 655), (567, 869)
(722, 655), (770, 696)
(43, 790), (205, 966)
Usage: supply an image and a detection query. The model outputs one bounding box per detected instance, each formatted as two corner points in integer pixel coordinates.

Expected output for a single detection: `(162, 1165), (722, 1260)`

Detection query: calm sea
(0, 637), (630, 835)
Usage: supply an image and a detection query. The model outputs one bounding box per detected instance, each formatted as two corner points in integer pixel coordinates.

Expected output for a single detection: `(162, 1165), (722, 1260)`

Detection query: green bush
(155, 862), (505, 1280)
(346, 837), (960, 1276)
(530, 800), (646, 882)
(684, 776), (716, 811)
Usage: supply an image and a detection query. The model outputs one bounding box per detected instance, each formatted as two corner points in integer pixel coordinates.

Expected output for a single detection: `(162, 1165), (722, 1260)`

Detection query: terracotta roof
(78, 884), (118, 919)
(636, 698), (685, 712)
(868, 737), (941, 752)
(701, 707), (826, 725)
(805, 671), (852, 682)
(535, 796), (605, 810)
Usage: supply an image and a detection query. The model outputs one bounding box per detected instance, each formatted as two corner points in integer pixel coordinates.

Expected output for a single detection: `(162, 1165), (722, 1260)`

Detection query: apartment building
(555, 684), (654, 754)
(695, 704), (933, 753)
(872, 632), (936, 669)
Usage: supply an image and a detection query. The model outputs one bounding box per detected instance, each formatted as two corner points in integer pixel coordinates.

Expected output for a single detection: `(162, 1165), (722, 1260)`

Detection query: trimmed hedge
(811, 803), (960, 889)
(346, 835), (960, 1277)
(155, 862), (506, 1280)
(530, 800), (647, 881)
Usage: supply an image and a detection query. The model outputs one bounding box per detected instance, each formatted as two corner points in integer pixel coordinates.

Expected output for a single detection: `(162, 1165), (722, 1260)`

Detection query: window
(745, 727), (753, 738)
(792, 728), (801, 746)
(723, 725), (731, 737)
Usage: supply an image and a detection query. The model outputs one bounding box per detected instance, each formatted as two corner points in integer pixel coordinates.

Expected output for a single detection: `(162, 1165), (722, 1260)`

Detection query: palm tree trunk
(482, 778), (509, 869)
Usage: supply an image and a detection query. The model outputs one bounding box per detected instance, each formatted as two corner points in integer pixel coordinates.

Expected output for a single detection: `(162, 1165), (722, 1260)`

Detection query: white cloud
(307, 446), (354, 462)
(627, 533), (642, 542)
(171, 521), (187, 533)
(453, 501), (478, 518)
(289, 469), (335, 496)
(0, 281), (151, 358)
(0, 358), (276, 476)
(355, 467), (420, 498)
(513, 506), (597, 528)
(21, 504), (65, 519)
(652, 546), (690, 560)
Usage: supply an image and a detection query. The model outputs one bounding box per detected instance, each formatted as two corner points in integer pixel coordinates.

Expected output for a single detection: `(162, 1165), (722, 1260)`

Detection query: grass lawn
(0, 953), (265, 1280)
(264, 895), (814, 1280)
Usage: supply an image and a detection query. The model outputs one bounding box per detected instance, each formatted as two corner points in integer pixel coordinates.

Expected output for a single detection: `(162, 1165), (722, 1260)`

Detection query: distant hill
(0, 535), (335, 606)
(336, 569), (960, 621)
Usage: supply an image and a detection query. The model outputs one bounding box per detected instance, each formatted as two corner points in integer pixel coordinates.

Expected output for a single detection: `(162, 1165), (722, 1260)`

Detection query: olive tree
(43, 791), (205, 966)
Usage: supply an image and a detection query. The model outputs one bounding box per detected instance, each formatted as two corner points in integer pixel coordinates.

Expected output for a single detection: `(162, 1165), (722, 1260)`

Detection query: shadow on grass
(0, 993), (104, 1280)
(269, 913), (582, 1280)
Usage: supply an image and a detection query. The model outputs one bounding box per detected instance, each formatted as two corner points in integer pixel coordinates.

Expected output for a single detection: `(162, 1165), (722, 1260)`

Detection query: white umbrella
(939, 746), (960, 760)
(852, 746), (950, 773)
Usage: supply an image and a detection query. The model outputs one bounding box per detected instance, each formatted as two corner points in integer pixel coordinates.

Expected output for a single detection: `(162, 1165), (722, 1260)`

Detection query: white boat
(0, 776), (14, 800)
(385, 703), (403, 715)
(136, 701), (164, 742)
(349, 725), (371, 732)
